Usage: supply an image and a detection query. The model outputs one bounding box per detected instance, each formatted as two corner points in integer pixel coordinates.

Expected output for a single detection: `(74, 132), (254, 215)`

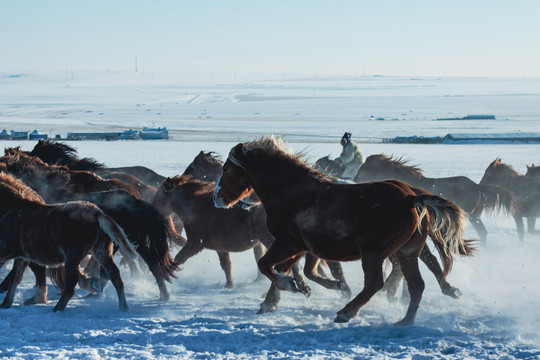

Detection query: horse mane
(489, 158), (521, 177)
(364, 154), (425, 180)
(0, 172), (45, 204)
(29, 139), (105, 171)
(167, 174), (215, 195)
(195, 151), (223, 166)
(232, 135), (329, 180)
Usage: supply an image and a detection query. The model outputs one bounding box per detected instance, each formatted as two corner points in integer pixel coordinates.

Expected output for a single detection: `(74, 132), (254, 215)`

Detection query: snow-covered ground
(0, 73), (539, 359)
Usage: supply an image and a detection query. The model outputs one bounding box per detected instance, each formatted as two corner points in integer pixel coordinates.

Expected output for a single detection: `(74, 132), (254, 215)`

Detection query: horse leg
(394, 252), (425, 326)
(93, 251), (129, 312)
(0, 263), (15, 293)
(527, 217), (537, 234)
(257, 242), (308, 295)
(303, 254), (348, 294)
(24, 263), (48, 305)
(513, 215), (525, 241)
(252, 243), (267, 283)
(0, 259), (28, 308)
(168, 215), (187, 247)
(53, 260), (80, 312)
(258, 256), (303, 314)
(380, 254), (404, 303)
(419, 245), (461, 298)
(334, 254), (384, 323)
(217, 251), (235, 289)
(327, 261), (352, 298)
(78, 256), (108, 294)
(469, 216), (488, 244)
(147, 265), (169, 302)
(173, 239), (204, 267)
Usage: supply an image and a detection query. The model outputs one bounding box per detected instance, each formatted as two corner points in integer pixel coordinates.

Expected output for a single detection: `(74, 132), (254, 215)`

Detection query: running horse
(214, 136), (474, 325)
(480, 158), (540, 240)
(183, 151), (352, 295)
(21, 139), (167, 187)
(0, 172), (136, 311)
(354, 154), (518, 244)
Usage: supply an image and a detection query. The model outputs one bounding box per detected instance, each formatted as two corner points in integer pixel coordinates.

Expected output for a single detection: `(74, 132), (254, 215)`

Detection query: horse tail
(136, 217), (178, 283)
(97, 214), (138, 262)
(477, 184), (520, 216)
(413, 194), (476, 279)
(48, 266), (66, 291)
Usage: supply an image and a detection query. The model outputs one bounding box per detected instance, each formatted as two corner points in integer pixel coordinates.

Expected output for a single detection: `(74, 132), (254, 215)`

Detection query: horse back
(266, 180), (419, 261)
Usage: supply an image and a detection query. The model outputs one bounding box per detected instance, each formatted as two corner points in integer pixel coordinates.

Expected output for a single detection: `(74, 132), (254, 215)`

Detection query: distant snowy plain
(0, 73), (539, 359)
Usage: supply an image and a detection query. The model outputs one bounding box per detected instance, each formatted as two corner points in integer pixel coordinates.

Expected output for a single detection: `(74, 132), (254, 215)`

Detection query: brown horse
(183, 151), (352, 295)
(480, 158), (540, 240)
(213, 136), (474, 326)
(526, 164), (540, 178)
(354, 154), (518, 244)
(0, 172), (136, 311)
(0, 151), (141, 202)
(152, 175), (278, 289)
(11, 140), (166, 187)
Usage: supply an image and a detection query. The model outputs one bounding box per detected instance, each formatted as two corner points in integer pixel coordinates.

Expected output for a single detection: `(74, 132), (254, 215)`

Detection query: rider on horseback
(335, 132), (365, 180)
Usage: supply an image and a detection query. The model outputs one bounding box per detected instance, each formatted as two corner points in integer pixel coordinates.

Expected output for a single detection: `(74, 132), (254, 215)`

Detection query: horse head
(213, 143), (254, 209)
(152, 176), (181, 216)
(480, 158), (516, 185)
(184, 151), (223, 182)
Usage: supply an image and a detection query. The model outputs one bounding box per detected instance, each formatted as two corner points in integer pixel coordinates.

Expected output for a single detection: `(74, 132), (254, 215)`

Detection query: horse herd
(0, 136), (537, 326)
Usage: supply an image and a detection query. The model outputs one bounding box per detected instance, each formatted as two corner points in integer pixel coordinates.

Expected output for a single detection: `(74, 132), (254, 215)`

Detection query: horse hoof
(257, 302), (277, 314)
(443, 286), (462, 299)
(340, 287), (352, 299)
(394, 318), (414, 327)
(119, 305), (129, 312)
(159, 293), (170, 302)
(334, 313), (351, 323)
(302, 286), (311, 298)
(224, 283), (236, 289)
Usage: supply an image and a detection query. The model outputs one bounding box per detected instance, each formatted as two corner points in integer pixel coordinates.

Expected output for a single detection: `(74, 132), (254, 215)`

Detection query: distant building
(29, 129), (47, 140)
(139, 127), (169, 140)
(10, 130), (28, 140)
(0, 129), (10, 140)
(435, 114), (496, 121)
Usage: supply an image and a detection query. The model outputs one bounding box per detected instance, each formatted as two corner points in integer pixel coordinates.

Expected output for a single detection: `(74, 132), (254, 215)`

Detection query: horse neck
(363, 164), (423, 185)
(245, 157), (321, 205)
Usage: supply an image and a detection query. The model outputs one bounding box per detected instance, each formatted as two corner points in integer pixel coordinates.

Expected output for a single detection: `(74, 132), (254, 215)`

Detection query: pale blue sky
(1, 0), (539, 77)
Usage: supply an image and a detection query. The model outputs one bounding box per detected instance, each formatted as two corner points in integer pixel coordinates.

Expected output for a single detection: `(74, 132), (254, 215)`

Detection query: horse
(480, 158), (540, 240)
(314, 155), (343, 177)
(354, 154), (518, 244)
(182, 151), (352, 294)
(0, 172), (136, 311)
(13, 139), (166, 187)
(0, 151), (142, 202)
(526, 164), (540, 178)
(213, 135), (474, 326)
(314, 155), (467, 299)
(152, 175), (278, 289)
(62, 190), (177, 301)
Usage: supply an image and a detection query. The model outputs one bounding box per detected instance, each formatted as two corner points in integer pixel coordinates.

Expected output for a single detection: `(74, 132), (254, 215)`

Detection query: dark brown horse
(152, 175), (277, 289)
(0, 172), (136, 311)
(14, 139), (166, 187)
(526, 164), (540, 178)
(66, 190), (177, 301)
(214, 136), (474, 325)
(480, 158), (540, 240)
(0, 151), (141, 202)
(183, 151), (352, 295)
(354, 154), (518, 244)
